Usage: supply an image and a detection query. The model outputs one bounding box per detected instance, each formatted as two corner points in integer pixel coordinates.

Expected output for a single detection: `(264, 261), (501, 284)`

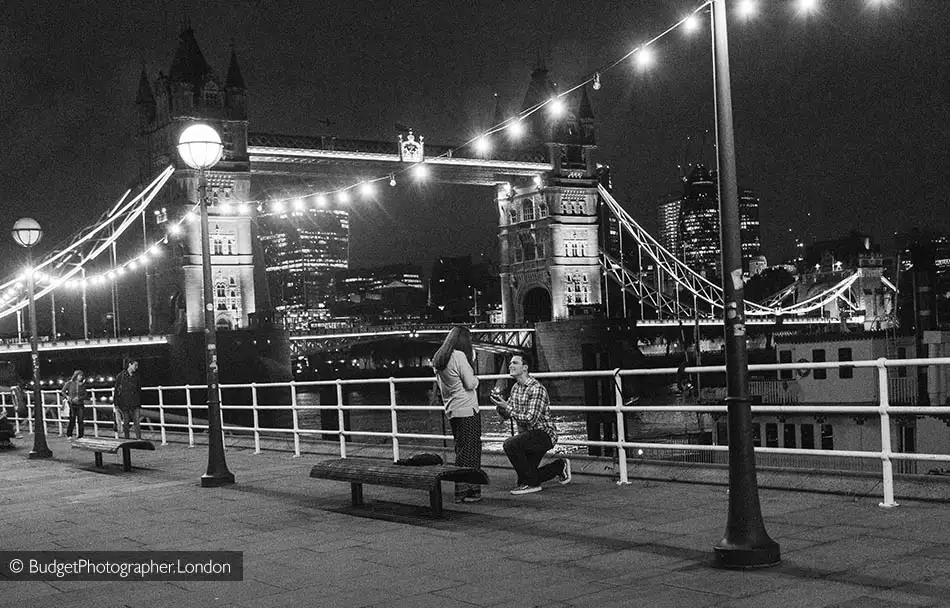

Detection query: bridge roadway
(5, 432), (950, 606)
(0, 334), (168, 354)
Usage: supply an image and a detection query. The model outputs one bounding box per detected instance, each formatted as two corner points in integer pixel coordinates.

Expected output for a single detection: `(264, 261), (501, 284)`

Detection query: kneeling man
(491, 354), (571, 495)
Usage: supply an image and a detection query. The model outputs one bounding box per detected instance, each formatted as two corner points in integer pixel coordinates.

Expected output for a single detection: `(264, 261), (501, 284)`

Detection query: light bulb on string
(413, 164), (429, 180)
(737, 0), (757, 18)
(293, 198), (305, 212)
(508, 118), (525, 139)
(220, 202), (233, 214)
(359, 182), (375, 198)
(798, 0), (819, 15)
(316, 194), (328, 207)
(475, 136), (491, 155)
(238, 203), (249, 215)
(337, 190), (351, 204)
(389, 174), (396, 187)
(635, 47), (654, 70)
(683, 14), (699, 33)
(592, 72), (601, 91)
(548, 97), (566, 117)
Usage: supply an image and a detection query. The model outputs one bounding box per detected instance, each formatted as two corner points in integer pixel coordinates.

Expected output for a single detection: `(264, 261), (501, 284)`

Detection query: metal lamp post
(12, 217), (52, 459)
(710, 0), (779, 568)
(177, 123), (235, 487)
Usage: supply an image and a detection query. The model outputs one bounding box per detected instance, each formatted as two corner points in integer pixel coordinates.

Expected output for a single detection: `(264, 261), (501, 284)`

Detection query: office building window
(838, 347), (853, 379)
(779, 350), (793, 380)
(783, 424), (797, 448)
(813, 349), (827, 380)
(801, 424), (815, 449)
(821, 424), (834, 450)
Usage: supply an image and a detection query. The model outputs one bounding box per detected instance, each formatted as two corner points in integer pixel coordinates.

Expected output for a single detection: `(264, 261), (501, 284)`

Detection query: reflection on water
(285, 385), (706, 454)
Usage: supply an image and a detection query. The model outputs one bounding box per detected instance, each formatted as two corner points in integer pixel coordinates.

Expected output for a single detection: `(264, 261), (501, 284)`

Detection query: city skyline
(1, 1), (946, 277)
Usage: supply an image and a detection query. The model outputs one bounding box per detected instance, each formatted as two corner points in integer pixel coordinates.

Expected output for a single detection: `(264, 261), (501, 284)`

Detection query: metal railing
(4, 356), (950, 507)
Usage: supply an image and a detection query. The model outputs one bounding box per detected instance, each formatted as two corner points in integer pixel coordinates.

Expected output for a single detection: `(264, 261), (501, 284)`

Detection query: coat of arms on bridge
(398, 130), (424, 162)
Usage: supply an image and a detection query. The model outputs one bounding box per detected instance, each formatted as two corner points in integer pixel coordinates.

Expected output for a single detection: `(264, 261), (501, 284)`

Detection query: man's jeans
(503, 429), (564, 487)
(115, 407), (142, 439)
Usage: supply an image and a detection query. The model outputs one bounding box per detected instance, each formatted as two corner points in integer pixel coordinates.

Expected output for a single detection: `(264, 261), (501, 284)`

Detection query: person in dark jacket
(114, 359), (142, 439)
(61, 369), (88, 438)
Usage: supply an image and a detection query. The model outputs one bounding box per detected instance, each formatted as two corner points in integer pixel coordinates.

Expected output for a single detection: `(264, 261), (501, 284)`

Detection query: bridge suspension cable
(0, 165), (175, 321)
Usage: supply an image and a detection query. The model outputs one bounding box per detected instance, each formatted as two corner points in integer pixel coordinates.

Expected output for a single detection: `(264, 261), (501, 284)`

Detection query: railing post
(26, 390), (34, 434)
(53, 391), (64, 436)
(389, 378), (399, 462)
(614, 369), (630, 485)
(291, 381), (301, 457)
(251, 383), (261, 454)
(877, 358), (899, 508)
(186, 387), (195, 448)
(157, 387), (167, 446)
(91, 393), (99, 437)
(336, 379), (347, 458)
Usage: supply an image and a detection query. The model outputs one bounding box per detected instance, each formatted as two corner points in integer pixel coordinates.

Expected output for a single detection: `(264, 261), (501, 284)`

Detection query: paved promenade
(3, 433), (950, 607)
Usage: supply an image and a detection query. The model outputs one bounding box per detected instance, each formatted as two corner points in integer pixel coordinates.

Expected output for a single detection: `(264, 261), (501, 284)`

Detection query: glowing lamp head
(337, 190), (351, 204)
(412, 164), (429, 180)
(508, 119), (525, 139)
(177, 124), (223, 170)
(474, 136), (491, 155)
(359, 182), (375, 198)
(389, 174), (397, 187)
(12, 217), (43, 248)
(316, 194), (328, 207)
(798, 0), (818, 14)
(293, 198), (305, 211)
(548, 97), (566, 117)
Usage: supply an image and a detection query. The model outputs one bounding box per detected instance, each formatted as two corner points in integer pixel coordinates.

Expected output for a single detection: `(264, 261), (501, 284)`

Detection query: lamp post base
(201, 472), (236, 487)
(28, 448), (53, 459)
(714, 539), (781, 569)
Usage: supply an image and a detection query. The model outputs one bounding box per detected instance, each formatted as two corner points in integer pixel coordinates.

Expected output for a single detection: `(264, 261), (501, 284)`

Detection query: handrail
(4, 355), (950, 506)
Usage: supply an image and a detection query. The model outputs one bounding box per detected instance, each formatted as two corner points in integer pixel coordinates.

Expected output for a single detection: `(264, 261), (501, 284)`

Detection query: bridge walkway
(3, 434), (949, 607)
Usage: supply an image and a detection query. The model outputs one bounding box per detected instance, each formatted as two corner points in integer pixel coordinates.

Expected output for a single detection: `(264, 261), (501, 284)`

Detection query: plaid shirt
(505, 376), (557, 445)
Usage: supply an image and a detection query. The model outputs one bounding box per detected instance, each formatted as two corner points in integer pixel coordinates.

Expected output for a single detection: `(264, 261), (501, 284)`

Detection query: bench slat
(71, 438), (155, 454)
(310, 458), (489, 491)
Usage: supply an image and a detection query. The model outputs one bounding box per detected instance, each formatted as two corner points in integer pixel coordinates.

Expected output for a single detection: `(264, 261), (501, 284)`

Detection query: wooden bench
(310, 458), (489, 516)
(0, 429), (14, 450)
(71, 437), (155, 472)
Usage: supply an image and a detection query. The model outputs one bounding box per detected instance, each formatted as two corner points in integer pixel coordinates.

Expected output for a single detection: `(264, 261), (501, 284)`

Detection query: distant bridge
(290, 324), (534, 356)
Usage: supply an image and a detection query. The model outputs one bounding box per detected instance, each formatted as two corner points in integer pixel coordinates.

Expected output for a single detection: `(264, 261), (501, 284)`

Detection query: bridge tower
(499, 65), (601, 323)
(135, 26), (266, 334)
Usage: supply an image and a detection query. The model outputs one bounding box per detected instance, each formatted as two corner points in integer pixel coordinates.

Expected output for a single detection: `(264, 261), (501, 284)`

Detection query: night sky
(1, 0), (947, 280)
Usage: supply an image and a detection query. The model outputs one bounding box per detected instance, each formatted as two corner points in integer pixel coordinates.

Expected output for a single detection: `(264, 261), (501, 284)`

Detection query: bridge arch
(522, 287), (552, 323)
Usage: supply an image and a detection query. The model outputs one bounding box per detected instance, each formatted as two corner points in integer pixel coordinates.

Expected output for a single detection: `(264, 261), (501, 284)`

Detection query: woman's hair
(69, 370), (83, 383)
(432, 326), (474, 371)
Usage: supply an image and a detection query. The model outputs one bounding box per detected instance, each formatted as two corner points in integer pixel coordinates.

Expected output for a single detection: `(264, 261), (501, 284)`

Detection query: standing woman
(432, 326), (483, 503)
(62, 370), (88, 438)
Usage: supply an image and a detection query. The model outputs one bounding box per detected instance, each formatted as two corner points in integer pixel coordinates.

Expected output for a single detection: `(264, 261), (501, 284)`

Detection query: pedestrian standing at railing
(491, 354), (571, 495)
(61, 370), (88, 439)
(432, 326), (483, 504)
(114, 358), (142, 439)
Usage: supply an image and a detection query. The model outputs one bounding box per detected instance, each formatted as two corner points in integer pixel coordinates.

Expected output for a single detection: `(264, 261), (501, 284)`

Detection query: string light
(389, 174), (396, 187)
(738, 0), (758, 18)
(413, 164), (429, 180)
(474, 136), (491, 155)
(293, 198), (305, 211)
(798, 0), (819, 15)
(683, 14), (700, 33)
(508, 119), (525, 139)
(359, 182), (375, 198)
(316, 194), (328, 207)
(635, 47), (655, 70)
(337, 190), (351, 204)
(548, 97), (566, 117)
(592, 72), (601, 90)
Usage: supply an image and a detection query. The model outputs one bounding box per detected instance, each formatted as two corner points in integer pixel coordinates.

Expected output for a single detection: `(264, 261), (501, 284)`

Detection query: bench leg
(122, 447), (132, 472)
(94, 452), (103, 468)
(351, 483), (363, 507)
(430, 483), (443, 517)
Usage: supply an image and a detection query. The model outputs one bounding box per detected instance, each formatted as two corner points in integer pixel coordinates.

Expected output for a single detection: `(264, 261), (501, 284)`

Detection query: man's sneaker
(510, 485), (542, 495)
(558, 459), (572, 485)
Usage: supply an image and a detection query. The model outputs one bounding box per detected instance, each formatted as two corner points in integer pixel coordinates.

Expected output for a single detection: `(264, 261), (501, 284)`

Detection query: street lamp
(177, 123), (235, 487)
(12, 217), (52, 459)
(710, 0), (779, 568)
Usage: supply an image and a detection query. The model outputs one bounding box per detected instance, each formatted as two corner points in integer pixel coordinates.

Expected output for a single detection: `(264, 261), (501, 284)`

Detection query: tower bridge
(0, 24), (899, 380)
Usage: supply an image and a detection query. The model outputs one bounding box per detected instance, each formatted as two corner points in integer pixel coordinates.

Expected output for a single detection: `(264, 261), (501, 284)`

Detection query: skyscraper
(657, 165), (762, 278)
(259, 205), (349, 330)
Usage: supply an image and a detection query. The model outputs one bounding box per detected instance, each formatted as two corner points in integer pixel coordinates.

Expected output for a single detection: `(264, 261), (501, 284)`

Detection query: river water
(287, 384), (708, 455)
